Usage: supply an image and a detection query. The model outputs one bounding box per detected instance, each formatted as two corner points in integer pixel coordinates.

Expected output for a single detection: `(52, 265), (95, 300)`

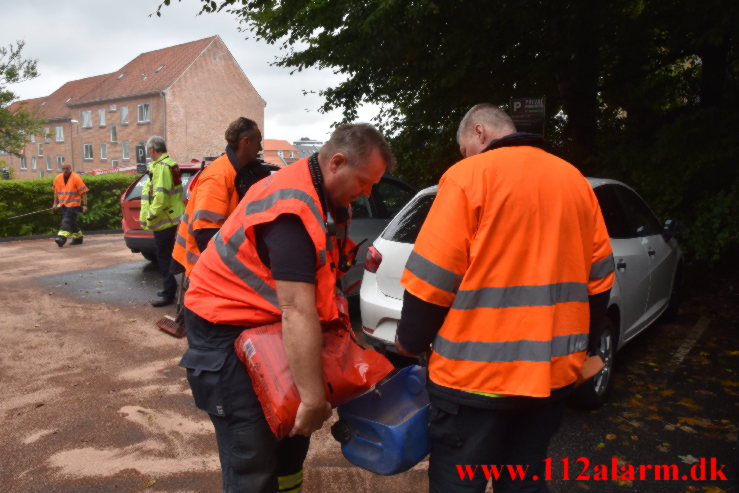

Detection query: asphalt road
(1, 234), (736, 492)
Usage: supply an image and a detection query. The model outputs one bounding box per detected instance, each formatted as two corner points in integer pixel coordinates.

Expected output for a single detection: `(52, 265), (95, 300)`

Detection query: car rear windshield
(125, 170), (196, 200)
(381, 193), (435, 244)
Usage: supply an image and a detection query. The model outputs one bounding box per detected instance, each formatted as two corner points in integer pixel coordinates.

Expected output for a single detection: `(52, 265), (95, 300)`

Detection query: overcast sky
(1, 0), (375, 144)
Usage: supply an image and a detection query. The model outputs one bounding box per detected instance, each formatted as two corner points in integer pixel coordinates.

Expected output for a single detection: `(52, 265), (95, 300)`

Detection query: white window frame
(100, 142), (107, 160)
(137, 103), (151, 123)
(44, 128), (51, 143)
(30, 134), (36, 143)
(32, 157), (37, 170)
(82, 111), (92, 128)
(120, 105), (129, 125)
(110, 125), (117, 143)
(98, 108), (106, 127)
(46, 155), (52, 171)
(20, 156), (27, 170)
(55, 126), (64, 142)
(111, 159), (118, 169)
(83, 143), (93, 160)
(38, 143), (43, 156)
(56, 156), (64, 171)
(122, 141), (130, 160)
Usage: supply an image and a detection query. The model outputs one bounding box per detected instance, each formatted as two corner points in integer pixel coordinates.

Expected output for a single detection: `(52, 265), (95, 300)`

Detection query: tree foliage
(0, 40), (44, 157)
(158, 0), (738, 264)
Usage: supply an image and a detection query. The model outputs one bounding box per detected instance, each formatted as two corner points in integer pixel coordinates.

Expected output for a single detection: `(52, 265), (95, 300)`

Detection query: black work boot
(55, 236), (66, 248)
(71, 237), (83, 245)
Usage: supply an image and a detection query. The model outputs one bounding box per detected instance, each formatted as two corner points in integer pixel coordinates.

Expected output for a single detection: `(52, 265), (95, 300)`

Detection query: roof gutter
(67, 91), (162, 107)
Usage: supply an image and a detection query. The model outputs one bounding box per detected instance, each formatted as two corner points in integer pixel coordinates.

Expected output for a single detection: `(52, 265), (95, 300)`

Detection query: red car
(120, 159), (206, 262)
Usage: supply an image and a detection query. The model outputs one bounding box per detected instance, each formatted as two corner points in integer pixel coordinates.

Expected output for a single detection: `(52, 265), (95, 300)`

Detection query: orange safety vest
(185, 158), (347, 326)
(401, 145), (615, 398)
(52, 172), (89, 207)
(172, 154), (239, 278)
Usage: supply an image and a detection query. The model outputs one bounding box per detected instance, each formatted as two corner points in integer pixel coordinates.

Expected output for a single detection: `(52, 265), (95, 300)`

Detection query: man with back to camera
(172, 116), (278, 279)
(52, 162), (88, 247)
(396, 104), (615, 493)
(180, 123), (395, 492)
(140, 135), (183, 307)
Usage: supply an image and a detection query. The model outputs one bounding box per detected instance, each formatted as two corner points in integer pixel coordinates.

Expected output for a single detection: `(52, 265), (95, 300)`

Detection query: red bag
(234, 311), (394, 438)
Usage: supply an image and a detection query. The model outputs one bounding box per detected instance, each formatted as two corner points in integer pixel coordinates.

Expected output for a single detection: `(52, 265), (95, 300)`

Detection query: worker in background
(140, 135), (183, 307)
(395, 104), (615, 493)
(52, 162), (88, 247)
(180, 124), (394, 492)
(172, 117), (277, 278)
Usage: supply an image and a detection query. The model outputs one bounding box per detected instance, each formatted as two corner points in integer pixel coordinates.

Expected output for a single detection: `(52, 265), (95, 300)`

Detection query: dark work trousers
(428, 395), (565, 493)
(153, 226), (178, 300)
(58, 206), (81, 237)
(180, 308), (310, 493)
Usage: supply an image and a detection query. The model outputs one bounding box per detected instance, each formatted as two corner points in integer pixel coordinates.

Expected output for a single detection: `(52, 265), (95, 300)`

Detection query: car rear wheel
(141, 251), (157, 263)
(568, 317), (616, 410)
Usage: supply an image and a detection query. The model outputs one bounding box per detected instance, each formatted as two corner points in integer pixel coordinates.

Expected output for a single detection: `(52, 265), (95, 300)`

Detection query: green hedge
(0, 173), (138, 237)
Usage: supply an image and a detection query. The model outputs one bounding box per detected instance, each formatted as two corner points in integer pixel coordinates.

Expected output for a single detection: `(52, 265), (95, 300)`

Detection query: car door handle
(648, 247), (656, 257)
(616, 259), (627, 271)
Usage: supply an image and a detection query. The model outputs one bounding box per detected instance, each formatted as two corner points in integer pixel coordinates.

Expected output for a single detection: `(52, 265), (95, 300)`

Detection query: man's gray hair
(146, 135), (167, 153)
(320, 123), (396, 172)
(456, 104), (516, 142)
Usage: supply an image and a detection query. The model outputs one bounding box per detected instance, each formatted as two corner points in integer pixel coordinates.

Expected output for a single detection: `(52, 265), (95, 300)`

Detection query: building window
(111, 159), (118, 168)
(83, 143), (93, 160)
(46, 155), (52, 171)
(38, 143), (43, 156)
(110, 125), (117, 143)
(277, 150), (284, 158)
(122, 141), (130, 160)
(120, 105), (129, 125)
(30, 134), (36, 143)
(20, 156), (27, 170)
(56, 156), (64, 171)
(98, 108), (106, 127)
(137, 103), (151, 123)
(55, 126), (64, 142)
(32, 157), (37, 170)
(82, 111), (92, 128)
(100, 142), (107, 160)
(44, 128), (51, 143)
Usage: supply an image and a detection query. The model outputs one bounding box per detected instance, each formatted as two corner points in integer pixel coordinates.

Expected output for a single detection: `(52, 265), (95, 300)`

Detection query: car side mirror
(662, 218), (680, 241)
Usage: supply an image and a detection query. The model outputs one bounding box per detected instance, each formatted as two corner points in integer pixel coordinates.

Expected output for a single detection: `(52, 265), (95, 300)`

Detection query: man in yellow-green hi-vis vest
(140, 135), (184, 307)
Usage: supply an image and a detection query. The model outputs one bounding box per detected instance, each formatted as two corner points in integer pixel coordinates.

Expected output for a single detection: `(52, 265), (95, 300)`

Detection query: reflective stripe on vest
(433, 332), (589, 363)
(212, 229), (280, 310)
(452, 282), (588, 310)
(590, 253), (615, 281)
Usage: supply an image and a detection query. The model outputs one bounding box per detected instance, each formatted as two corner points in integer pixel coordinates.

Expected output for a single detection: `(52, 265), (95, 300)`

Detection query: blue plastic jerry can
(331, 365), (430, 475)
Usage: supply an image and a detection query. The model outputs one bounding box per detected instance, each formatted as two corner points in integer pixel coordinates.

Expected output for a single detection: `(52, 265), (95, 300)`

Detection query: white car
(360, 179), (682, 408)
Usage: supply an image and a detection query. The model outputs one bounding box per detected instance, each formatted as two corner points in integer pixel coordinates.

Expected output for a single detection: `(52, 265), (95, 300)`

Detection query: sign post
(135, 142), (147, 174)
(510, 97), (546, 136)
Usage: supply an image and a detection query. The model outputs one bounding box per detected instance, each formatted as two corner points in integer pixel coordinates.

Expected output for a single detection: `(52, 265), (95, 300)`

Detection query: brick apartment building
(2, 36), (265, 179)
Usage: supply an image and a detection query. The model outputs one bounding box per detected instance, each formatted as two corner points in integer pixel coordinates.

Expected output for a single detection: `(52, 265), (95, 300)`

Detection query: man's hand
(290, 400), (332, 437)
(53, 203), (61, 210)
(575, 355), (605, 386)
(82, 205), (88, 213)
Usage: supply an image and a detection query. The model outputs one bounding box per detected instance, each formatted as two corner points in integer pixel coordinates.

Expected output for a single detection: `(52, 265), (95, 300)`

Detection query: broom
(156, 275), (186, 338)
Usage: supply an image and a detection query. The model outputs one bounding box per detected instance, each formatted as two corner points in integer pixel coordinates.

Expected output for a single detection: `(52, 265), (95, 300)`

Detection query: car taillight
(364, 245), (382, 273)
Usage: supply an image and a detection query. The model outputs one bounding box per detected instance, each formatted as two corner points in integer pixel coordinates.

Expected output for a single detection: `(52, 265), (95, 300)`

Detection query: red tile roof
(9, 36), (230, 123)
(263, 139), (298, 152)
(72, 36), (218, 105)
